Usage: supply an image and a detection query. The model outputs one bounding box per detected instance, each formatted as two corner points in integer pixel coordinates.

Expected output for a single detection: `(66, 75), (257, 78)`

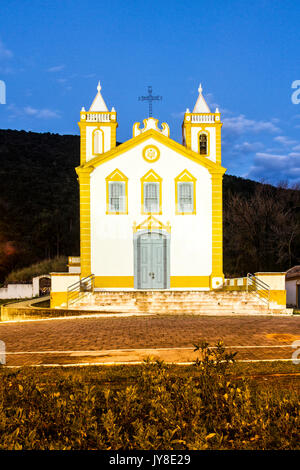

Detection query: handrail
(246, 273), (270, 306)
(67, 274), (95, 308)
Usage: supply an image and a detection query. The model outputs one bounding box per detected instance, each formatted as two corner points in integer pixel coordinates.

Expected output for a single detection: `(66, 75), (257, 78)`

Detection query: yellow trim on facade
(197, 129), (210, 157)
(94, 276), (134, 288)
(78, 122), (87, 165)
(215, 124), (221, 165)
(105, 168), (128, 214)
(170, 276), (210, 288)
(92, 127), (104, 156)
(210, 173), (224, 287)
(76, 129), (226, 177)
(269, 290), (286, 307)
(50, 292), (68, 308)
(76, 166), (94, 278)
(142, 144), (160, 163)
(133, 215), (171, 233)
(175, 169), (196, 215)
(141, 169), (162, 215)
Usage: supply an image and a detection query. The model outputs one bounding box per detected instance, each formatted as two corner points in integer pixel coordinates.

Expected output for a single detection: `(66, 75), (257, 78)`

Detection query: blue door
(135, 232), (169, 289)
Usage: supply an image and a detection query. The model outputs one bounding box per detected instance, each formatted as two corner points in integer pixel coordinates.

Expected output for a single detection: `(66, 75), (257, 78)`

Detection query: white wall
(50, 273), (80, 292)
(0, 284), (33, 299)
(90, 137), (212, 278)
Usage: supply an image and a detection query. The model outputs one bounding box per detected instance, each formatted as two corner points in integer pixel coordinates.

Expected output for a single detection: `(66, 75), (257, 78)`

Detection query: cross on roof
(138, 86), (162, 117)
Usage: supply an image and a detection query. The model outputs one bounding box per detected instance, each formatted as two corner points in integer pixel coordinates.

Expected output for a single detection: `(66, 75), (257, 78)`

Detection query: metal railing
(67, 274), (95, 308)
(246, 273), (270, 306)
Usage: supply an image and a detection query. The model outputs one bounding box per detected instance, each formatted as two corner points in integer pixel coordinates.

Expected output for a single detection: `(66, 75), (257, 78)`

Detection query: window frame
(175, 169), (196, 215)
(197, 130), (210, 157)
(92, 127), (104, 156)
(105, 169), (128, 215)
(141, 170), (162, 215)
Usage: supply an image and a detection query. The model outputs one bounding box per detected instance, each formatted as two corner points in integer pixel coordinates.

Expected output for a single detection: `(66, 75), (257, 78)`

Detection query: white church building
(51, 82), (226, 307)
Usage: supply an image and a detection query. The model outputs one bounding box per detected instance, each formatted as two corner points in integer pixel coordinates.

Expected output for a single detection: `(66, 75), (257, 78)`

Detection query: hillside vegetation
(0, 129), (299, 283)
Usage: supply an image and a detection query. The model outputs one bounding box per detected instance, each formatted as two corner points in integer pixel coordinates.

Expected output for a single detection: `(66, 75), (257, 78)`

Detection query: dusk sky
(0, 0), (300, 185)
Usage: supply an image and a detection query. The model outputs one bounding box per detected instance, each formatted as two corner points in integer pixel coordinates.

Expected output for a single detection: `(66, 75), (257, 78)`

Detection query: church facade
(76, 82), (225, 291)
(51, 83), (226, 307)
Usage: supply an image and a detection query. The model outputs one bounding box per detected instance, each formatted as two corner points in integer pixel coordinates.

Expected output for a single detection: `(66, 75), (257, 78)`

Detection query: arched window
(199, 133), (208, 155)
(93, 129), (104, 155)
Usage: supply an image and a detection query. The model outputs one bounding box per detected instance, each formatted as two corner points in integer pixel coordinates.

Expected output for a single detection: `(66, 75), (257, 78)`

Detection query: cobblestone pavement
(0, 314), (299, 366)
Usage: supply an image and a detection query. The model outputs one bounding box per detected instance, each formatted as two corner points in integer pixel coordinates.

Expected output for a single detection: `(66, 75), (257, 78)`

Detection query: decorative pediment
(133, 117), (170, 138)
(133, 215), (171, 233)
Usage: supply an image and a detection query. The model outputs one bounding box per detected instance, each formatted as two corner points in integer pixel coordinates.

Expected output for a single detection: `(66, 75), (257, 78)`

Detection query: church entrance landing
(134, 231), (170, 289)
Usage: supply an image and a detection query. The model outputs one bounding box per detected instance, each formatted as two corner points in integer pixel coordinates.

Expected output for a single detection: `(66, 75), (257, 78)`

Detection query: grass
(0, 342), (299, 450)
(5, 256), (67, 283)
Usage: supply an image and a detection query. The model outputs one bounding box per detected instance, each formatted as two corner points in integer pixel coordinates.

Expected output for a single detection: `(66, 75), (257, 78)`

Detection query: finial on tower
(193, 83), (211, 113)
(97, 81), (101, 93)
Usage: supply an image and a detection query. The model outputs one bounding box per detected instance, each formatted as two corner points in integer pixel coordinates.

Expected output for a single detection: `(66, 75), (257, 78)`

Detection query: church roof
(193, 84), (211, 113)
(89, 81), (108, 112)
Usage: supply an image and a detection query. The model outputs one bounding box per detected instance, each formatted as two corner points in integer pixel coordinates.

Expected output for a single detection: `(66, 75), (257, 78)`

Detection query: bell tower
(78, 81), (118, 165)
(182, 84), (222, 165)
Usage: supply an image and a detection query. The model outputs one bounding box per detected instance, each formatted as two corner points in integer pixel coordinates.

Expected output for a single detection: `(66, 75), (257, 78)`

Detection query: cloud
(274, 135), (298, 146)
(233, 141), (264, 154)
(23, 106), (61, 119)
(8, 104), (61, 119)
(223, 114), (280, 135)
(47, 64), (65, 72)
(246, 151), (300, 183)
(0, 40), (13, 59)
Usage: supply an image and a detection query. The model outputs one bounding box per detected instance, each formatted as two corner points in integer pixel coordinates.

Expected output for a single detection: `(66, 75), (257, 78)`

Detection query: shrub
(0, 343), (299, 450)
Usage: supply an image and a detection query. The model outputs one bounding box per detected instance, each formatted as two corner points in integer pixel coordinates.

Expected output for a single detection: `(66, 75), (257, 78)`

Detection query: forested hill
(0, 129), (299, 283)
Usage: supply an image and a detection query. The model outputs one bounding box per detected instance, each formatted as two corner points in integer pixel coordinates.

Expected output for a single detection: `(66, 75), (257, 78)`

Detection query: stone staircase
(69, 290), (280, 315)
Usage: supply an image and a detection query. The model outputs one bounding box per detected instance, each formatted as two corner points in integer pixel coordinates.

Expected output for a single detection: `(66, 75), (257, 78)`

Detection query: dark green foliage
(0, 129), (80, 282)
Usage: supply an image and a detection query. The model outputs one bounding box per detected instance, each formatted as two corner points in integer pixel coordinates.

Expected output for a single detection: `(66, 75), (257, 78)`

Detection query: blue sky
(0, 0), (300, 185)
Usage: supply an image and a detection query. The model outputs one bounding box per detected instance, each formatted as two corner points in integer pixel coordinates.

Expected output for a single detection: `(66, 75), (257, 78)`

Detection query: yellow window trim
(105, 168), (128, 215)
(141, 169), (162, 215)
(197, 129), (210, 157)
(92, 127), (105, 156)
(175, 169), (196, 215)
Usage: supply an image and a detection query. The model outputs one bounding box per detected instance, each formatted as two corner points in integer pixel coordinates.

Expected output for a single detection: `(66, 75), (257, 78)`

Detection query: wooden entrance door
(135, 232), (168, 289)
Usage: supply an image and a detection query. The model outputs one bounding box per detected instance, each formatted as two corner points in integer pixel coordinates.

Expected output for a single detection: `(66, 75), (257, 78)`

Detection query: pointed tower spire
(193, 83), (210, 113)
(89, 81), (108, 112)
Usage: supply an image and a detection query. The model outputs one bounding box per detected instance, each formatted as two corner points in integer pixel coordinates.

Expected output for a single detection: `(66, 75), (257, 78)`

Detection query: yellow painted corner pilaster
(78, 122), (87, 165)
(76, 166), (94, 278)
(182, 119), (191, 149)
(215, 124), (222, 165)
(210, 172), (224, 288)
(110, 122), (118, 149)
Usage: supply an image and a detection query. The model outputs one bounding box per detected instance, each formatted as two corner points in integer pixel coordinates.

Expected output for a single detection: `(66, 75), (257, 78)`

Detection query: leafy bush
(5, 256), (67, 283)
(0, 342), (299, 450)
